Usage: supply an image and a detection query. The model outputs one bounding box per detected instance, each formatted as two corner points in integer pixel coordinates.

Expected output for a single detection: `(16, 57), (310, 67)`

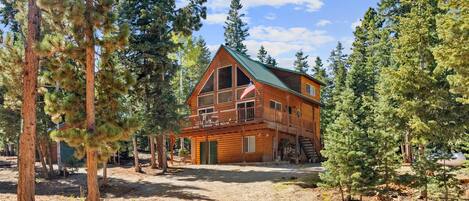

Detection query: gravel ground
(0, 156), (328, 201)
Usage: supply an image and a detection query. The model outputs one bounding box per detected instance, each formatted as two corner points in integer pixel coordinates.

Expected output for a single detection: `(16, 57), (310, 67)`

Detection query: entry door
(237, 101), (255, 122)
(200, 141), (217, 164)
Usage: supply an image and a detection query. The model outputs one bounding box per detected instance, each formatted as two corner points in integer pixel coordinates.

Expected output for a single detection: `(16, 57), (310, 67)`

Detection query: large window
(306, 84), (316, 96)
(237, 67), (250, 86)
(198, 94), (214, 107)
(218, 90), (232, 103)
(200, 73), (214, 93)
(218, 66), (232, 90)
(198, 107), (214, 115)
(243, 136), (255, 153)
(269, 100), (282, 111)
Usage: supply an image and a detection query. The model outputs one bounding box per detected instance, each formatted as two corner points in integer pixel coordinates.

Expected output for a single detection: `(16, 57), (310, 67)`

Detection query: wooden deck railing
(183, 106), (316, 136)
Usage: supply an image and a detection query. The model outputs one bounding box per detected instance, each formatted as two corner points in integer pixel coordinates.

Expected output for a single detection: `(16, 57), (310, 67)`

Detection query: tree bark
(17, 0), (40, 200)
(85, 0), (99, 199)
(150, 136), (157, 168)
(102, 162), (108, 186)
(132, 136), (141, 172)
(46, 141), (54, 176)
(161, 135), (167, 173)
(37, 145), (48, 179)
(86, 150), (99, 200)
(156, 135), (164, 169)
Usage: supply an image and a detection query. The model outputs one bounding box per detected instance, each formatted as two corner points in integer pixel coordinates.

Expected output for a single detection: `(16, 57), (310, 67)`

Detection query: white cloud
(249, 26), (334, 47)
(264, 13), (277, 20)
(316, 19), (331, 27)
(351, 19), (362, 30)
(243, 26), (334, 67)
(207, 0), (324, 12)
(204, 13), (227, 25)
(207, 44), (221, 55)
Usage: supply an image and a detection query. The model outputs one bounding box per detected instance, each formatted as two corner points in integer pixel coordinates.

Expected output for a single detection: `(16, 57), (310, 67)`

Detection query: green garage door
(200, 141), (217, 164)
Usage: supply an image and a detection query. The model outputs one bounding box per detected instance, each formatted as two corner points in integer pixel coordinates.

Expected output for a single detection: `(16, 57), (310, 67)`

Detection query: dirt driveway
(0, 157), (326, 201)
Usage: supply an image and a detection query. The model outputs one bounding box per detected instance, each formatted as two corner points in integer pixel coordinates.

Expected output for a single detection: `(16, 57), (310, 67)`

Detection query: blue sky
(193, 0), (380, 69)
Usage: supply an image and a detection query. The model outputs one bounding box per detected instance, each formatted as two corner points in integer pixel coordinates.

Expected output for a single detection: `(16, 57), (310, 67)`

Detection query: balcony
(183, 105), (316, 138)
(185, 106), (260, 129)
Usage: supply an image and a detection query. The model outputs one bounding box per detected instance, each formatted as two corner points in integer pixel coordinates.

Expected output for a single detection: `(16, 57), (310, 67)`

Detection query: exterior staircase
(299, 136), (320, 163)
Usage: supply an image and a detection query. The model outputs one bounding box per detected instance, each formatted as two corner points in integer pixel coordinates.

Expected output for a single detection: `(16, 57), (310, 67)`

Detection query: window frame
(217, 89), (233, 104)
(269, 100), (282, 111)
(217, 65), (233, 90)
(197, 93), (214, 107)
(243, 136), (256, 153)
(199, 71), (214, 95)
(198, 107), (214, 115)
(306, 84), (316, 97)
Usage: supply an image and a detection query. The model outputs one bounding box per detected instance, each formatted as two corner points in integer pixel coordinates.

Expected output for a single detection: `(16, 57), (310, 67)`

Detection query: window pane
(243, 137), (248, 153)
(250, 136), (255, 152)
(198, 94), (214, 107)
(246, 101), (254, 108)
(237, 68), (250, 86)
(218, 91), (232, 103)
(201, 73), (214, 93)
(275, 103), (282, 111)
(218, 66), (232, 89)
(270, 101), (276, 109)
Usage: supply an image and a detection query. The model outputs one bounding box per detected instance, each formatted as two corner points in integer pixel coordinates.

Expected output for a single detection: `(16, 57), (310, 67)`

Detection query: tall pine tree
(257, 45), (268, 63)
(224, 0), (249, 54)
(293, 50), (309, 73)
(119, 0), (206, 173)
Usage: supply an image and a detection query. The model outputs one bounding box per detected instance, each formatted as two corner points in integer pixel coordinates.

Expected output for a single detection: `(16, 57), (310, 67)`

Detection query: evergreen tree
(312, 57), (332, 137)
(382, 0), (467, 198)
(293, 50), (309, 73)
(320, 88), (366, 200)
(224, 0), (249, 54)
(38, 0), (139, 199)
(312, 57), (327, 82)
(434, 0), (469, 104)
(266, 55), (278, 67)
(327, 42), (348, 120)
(119, 0), (206, 173)
(257, 45), (268, 63)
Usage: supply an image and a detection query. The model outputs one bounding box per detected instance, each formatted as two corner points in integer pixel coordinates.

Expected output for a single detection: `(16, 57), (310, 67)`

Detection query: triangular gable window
(237, 67), (250, 86)
(200, 73), (214, 93)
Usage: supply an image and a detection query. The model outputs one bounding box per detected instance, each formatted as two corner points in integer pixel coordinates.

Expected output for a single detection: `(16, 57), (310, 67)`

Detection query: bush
(178, 148), (189, 157)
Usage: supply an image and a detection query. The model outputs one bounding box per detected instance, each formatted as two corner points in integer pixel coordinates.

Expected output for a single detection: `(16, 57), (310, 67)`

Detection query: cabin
(181, 45), (324, 164)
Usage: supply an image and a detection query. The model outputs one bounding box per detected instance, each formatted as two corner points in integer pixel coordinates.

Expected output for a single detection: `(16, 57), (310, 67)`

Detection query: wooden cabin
(181, 45), (324, 164)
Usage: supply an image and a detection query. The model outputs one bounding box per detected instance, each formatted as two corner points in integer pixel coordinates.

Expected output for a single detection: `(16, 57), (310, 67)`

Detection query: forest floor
(0, 156), (468, 201)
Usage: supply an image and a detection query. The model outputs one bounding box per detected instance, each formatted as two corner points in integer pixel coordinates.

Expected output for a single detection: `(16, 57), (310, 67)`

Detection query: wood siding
(190, 129), (273, 164)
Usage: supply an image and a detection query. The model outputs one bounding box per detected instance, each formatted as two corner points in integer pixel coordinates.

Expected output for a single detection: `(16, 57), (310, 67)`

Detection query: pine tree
(38, 0), (139, 199)
(434, 0), (469, 104)
(257, 45), (268, 63)
(320, 88), (366, 200)
(312, 57), (327, 82)
(224, 0), (249, 54)
(327, 42), (348, 120)
(16, 0), (41, 199)
(266, 55), (278, 67)
(312, 57), (332, 137)
(383, 0), (467, 198)
(119, 0), (206, 173)
(294, 50), (309, 73)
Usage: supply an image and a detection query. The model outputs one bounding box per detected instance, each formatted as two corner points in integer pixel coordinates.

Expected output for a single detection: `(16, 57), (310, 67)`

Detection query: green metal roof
(222, 45), (322, 105)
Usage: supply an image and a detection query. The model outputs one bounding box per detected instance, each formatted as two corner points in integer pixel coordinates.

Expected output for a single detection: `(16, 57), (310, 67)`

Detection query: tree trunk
(37, 145), (48, 178)
(17, 0), (40, 200)
(85, 0), (99, 199)
(150, 136), (157, 168)
(132, 136), (141, 172)
(86, 150), (99, 200)
(46, 141), (54, 176)
(156, 135), (164, 169)
(404, 131), (412, 163)
(102, 162), (108, 186)
(161, 135), (167, 173)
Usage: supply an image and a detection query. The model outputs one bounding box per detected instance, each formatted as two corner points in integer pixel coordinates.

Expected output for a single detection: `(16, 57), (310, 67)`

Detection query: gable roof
(188, 45), (322, 105)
